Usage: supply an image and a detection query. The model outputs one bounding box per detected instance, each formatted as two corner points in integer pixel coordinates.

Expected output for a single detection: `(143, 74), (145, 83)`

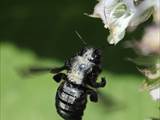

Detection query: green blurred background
(0, 0), (159, 120)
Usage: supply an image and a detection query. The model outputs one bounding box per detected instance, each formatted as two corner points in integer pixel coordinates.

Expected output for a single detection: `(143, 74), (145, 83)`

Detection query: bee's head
(78, 47), (101, 65)
(68, 47), (102, 85)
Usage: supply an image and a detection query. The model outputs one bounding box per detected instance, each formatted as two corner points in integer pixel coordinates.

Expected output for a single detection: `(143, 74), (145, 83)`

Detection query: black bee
(50, 47), (106, 120)
(25, 47), (107, 120)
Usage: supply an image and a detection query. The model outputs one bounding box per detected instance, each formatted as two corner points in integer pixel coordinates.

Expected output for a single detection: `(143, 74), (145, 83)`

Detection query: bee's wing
(50, 66), (66, 74)
(20, 66), (66, 76)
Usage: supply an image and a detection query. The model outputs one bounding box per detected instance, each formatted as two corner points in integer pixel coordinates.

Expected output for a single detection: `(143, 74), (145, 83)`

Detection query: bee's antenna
(75, 30), (87, 45)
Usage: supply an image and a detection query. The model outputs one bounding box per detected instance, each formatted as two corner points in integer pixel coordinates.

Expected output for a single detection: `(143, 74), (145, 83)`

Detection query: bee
(23, 28), (106, 120)
(48, 47), (106, 120)
(24, 46), (107, 120)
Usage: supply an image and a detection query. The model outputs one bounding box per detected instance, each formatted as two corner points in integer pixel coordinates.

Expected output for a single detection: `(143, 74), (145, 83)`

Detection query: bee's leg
(87, 88), (98, 102)
(90, 77), (106, 88)
(53, 73), (67, 83)
(99, 77), (107, 87)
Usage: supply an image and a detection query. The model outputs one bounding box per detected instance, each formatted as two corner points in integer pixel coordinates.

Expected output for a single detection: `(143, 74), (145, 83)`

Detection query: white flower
(126, 26), (160, 56)
(149, 87), (160, 101)
(153, 0), (160, 24)
(90, 0), (158, 44)
(138, 26), (160, 55)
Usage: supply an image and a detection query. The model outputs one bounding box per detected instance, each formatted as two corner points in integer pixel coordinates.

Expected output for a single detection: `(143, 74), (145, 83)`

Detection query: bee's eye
(90, 51), (101, 64)
(92, 53), (100, 59)
(92, 54), (97, 58)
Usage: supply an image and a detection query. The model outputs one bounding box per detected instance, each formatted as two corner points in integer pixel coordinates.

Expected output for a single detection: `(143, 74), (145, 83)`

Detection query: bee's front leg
(53, 73), (67, 83)
(89, 77), (107, 88)
(99, 77), (107, 87)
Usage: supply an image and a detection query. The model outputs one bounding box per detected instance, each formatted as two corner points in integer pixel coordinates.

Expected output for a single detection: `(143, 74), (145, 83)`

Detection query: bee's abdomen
(56, 82), (87, 120)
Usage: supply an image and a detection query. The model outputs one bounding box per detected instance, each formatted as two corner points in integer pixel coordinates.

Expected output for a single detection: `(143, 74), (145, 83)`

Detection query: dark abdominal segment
(55, 82), (87, 120)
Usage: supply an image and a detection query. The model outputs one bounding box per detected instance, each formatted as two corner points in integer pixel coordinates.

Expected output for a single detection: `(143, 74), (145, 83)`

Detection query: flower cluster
(90, 0), (158, 44)
(90, 0), (160, 102)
